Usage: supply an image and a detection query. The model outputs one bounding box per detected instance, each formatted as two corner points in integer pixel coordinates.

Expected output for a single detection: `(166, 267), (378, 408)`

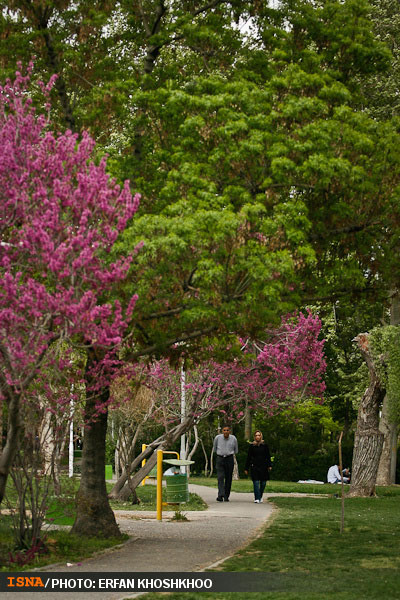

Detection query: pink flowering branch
(0, 65), (141, 504)
(137, 311), (326, 427)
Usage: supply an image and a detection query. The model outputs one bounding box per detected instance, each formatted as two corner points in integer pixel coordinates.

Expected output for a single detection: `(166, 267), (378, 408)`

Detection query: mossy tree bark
(348, 333), (385, 497)
(376, 395), (398, 485)
(377, 291), (400, 485)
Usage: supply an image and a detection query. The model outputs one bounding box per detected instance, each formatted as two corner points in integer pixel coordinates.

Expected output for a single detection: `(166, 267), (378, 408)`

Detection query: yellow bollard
(141, 443), (147, 486)
(156, 449), (163, 521)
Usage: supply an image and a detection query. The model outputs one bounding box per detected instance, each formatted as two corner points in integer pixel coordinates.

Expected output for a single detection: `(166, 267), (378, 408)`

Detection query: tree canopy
(2, 0), (400, 523)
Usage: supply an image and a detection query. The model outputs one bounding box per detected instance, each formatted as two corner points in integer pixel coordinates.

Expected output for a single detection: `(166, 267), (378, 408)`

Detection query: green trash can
(105, 464), (113, 480)
(165, 474), (189, 503)
(163, 458), (194, 504)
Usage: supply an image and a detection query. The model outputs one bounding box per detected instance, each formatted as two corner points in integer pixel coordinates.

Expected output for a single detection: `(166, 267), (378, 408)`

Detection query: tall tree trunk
(200, 437), (209, 476)
(187, 424), (200, 477)
(38, 401), (68, 493)
(115, 435), (121, 479)
(348, 333), (385, 497)
(377, 290), (400, 485)
(53, 434), (67, 496)
(0, 392), (21, 505)
(244, 406), (252, 440)
(233, 454), (239, 481)
(209, 447), (215, 477)
(376, 395), (398, 485)
(71, 353), (120, 538)
(39, 406), (54, 476)
(71, 392), (120, 537)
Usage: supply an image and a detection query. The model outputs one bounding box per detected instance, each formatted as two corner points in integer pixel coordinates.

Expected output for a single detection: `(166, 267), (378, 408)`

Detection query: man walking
(213, 425), (238, 502)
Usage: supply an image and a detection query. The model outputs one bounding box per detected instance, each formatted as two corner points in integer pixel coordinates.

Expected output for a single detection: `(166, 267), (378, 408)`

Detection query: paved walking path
(2, 484), (274, 600)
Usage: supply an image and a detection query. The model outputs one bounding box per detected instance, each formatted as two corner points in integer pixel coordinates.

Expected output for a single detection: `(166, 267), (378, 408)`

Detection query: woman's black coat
(245, 442), (272, 481)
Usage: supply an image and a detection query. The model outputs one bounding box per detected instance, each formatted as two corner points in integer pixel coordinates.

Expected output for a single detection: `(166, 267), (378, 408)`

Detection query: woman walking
(244, 430), (272, 503)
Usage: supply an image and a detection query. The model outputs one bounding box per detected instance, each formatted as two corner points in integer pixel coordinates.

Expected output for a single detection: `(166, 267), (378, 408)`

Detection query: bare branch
(150, 0), (167, 36)
(142, 306), (185, 320)
(142, 0), (231, 73)
(21, 334), (58, 391)
(126, 326), (217, 361)
(192, 0), (231, 18)
(310, 221), (380, 241)
(137, 0), (152, 37)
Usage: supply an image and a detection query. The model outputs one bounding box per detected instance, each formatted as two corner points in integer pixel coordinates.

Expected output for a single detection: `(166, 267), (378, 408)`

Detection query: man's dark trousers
(216, 454), (234, 500)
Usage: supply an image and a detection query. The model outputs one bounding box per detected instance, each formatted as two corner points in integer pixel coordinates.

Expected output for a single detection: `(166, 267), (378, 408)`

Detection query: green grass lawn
(110, 481), (207, 513)
(190, 475), (332, 495)
(0, 514), (128, 572)
(42, 482), (207, 526)
(4, 477), (207, 529)
(139, 485), (400, 600)
(189, 475), (400, 497)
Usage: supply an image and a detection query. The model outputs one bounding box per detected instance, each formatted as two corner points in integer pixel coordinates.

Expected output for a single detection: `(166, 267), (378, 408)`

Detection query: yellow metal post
(162, 451), (179, 460)
(141, 443), (147, 486)
(156, 450), (163, 521)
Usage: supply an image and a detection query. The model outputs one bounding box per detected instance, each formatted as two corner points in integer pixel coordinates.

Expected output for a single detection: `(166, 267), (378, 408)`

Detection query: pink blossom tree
(255, 310), (326, 404)
(0, 65), (140, 537)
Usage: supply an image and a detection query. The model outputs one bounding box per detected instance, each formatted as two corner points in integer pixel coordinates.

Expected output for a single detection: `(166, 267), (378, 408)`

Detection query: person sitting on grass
(327, 464), (350, 484)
